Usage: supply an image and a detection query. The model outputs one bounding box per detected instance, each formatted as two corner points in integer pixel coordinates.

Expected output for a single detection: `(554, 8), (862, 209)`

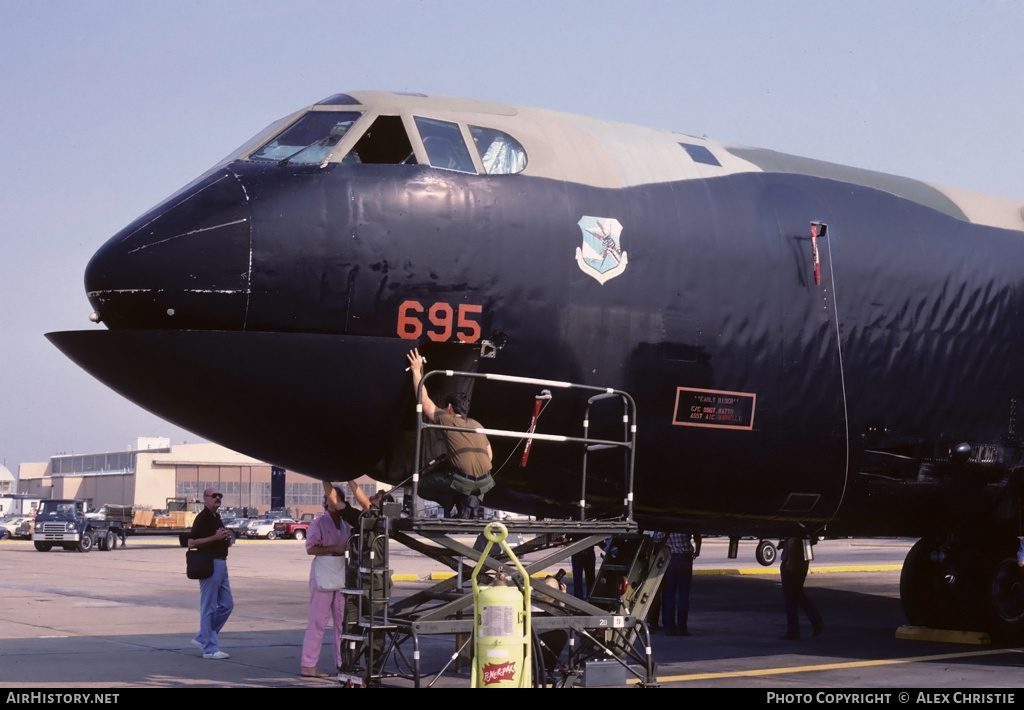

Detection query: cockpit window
(470, 126), (527, 174)
(414, 117), (476, 173)
(249, 111), (361, 164)
(346, 115), (416, 165)
(679, 142), (721, 167)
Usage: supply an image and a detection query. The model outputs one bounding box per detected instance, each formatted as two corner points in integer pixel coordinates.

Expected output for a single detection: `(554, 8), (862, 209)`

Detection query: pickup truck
(273, 513), (317, 540)
(32, 499), (125, 552)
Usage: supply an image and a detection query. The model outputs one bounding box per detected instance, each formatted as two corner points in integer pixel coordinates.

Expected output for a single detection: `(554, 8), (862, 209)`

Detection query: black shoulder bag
(186, 548), (214, 580)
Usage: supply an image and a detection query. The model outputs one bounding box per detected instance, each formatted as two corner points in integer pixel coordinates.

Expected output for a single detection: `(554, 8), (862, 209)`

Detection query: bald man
(187, 486), (234, 659)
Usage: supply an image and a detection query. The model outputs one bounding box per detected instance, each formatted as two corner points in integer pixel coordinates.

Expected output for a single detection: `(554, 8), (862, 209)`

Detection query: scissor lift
(337, 371), (665, 688)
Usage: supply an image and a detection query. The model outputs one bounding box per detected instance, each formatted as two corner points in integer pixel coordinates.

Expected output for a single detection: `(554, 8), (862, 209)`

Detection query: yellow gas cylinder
(471, 523), (532, 688)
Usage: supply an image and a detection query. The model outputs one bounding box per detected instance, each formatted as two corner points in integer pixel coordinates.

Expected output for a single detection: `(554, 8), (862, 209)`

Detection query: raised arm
(322, 480), (341, 509)
(348, 480), (371, 511)
(407, 348), (438, 421)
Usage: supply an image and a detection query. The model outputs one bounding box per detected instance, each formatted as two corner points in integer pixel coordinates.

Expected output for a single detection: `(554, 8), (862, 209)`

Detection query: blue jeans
(195, 559), (233, 653)
(662, 553), (693, 632)
(781, 563), (821, 636)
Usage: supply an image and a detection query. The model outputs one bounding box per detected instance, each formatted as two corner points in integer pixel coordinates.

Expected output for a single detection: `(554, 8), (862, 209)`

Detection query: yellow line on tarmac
(635, 647), (1022, 684)
(693, 564), (902, 576)
(428, 565), (902, 580)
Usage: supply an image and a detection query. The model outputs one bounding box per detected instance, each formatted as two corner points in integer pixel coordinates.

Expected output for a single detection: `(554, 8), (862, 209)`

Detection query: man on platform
(406, 348), (493, 518)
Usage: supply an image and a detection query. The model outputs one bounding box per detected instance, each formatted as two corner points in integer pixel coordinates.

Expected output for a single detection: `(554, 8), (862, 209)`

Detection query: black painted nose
(85, 169), (252, 330)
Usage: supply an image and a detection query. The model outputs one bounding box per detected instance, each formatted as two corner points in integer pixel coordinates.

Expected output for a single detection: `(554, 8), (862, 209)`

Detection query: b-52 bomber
(48, 91), (1024, 637)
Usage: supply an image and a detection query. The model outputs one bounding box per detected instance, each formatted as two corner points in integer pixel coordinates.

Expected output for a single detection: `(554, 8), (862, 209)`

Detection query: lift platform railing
(337, 373), (654, 687)
(411, 370), (638, 524)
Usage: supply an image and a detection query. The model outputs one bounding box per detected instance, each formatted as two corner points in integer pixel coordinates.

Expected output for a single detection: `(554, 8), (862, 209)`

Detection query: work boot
(459, 495), (481, 519)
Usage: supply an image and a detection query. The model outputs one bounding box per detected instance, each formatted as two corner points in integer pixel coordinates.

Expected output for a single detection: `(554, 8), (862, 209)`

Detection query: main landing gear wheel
(900, 536), (1024, 638)
(900, 537), (975, 631)
(755, 539), (777, 566)
(981, 544), (1024, 640)
(900, 537), (943, 628)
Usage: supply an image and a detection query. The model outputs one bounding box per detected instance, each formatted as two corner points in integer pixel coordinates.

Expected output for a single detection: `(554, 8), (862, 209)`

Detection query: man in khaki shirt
(407, 348), (493, 518)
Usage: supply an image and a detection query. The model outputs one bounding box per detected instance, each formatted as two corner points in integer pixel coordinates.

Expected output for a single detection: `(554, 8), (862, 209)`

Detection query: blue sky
(2, 0), (1023, 470)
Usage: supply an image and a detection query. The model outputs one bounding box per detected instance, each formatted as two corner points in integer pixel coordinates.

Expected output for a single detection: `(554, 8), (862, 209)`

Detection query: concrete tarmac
(0, 535), (1022, 689)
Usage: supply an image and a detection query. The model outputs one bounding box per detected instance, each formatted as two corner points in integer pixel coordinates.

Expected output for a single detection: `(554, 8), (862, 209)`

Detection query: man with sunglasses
(187, 487), (234, 659)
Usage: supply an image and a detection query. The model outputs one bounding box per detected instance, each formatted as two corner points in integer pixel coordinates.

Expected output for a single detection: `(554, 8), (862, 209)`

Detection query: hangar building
(16, 438), (377, 518)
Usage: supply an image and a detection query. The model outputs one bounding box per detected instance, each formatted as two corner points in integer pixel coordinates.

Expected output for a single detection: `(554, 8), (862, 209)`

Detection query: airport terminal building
(16, 438), (377, 517)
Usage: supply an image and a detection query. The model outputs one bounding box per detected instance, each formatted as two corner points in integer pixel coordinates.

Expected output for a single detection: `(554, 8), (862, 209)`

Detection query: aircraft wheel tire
(294, 530), (305, 541)
(900, 537), (944, 628)
(34, 542), (53, 552)
(755, 539), (777, 566)
(77, 534), (94, 553)
(900, 537), (1005, 633)
(980, 543), (1024, 640)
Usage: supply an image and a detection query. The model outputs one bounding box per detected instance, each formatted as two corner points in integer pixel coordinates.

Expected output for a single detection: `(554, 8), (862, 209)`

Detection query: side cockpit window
(470, 126), (527, 174)
(414, 117), (476, 173)
(347, 115), (416, 165)
(249, 111), (361, 164)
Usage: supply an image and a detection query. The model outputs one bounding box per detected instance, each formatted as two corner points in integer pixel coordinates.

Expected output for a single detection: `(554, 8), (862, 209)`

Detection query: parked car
(13, 518), (33, 540)
(0, 516), (32, 540)
(245, 517), (295, 540)
(223, 517), (252, 539)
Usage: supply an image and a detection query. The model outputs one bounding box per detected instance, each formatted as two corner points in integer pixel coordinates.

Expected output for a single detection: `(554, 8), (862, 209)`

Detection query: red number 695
(398, 301), (482, 343)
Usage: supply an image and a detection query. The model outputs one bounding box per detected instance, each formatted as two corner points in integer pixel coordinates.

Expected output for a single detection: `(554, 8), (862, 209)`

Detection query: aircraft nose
(85, 169), (251, 329)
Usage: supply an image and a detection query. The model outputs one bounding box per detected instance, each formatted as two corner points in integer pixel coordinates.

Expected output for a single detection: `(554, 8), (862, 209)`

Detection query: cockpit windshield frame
(247, 110), (365, 165)
(239, 102), (528, 177)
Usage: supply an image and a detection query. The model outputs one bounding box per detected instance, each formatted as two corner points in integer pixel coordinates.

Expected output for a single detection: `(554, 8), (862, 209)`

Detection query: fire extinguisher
(471, 522), (532, 688)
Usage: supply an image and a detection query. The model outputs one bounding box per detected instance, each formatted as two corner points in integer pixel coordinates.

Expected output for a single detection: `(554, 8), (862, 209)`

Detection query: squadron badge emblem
(575, 216), (627, 284)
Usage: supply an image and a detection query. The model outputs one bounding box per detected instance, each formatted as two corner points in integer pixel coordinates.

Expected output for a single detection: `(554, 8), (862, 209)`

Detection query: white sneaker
(203, 651), (230, 660)
(190, 638), (203, 651)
